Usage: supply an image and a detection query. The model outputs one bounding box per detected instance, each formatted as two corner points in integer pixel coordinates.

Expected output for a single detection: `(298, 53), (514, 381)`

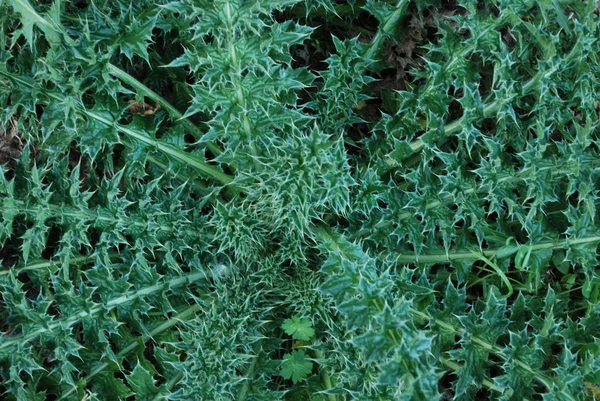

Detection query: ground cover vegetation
(0, 0), (599, 399)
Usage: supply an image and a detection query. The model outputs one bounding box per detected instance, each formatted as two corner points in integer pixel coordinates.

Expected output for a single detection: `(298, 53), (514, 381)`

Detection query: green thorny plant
(0, 0), (599, 400)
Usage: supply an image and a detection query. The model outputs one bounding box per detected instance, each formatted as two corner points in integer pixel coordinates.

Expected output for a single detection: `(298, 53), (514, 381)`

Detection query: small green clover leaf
(281, 350), (313, 384)
(282, 315), (315, 341)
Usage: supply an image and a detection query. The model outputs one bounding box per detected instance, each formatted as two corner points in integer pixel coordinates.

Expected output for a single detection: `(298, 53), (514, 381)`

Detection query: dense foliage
(1, 0), (599, 400)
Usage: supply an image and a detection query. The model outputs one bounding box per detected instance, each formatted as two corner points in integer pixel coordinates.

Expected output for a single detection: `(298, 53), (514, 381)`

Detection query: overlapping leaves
(0, 0), (599, 400)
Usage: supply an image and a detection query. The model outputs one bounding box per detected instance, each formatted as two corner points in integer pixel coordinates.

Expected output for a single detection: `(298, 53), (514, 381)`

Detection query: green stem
(364, 0), (410, 61)
(313, 225), (581, 401)
(313, 349), (337, 401)
(4, 199), (213, 242)
(236, 340), (264, 401)
(0, 254), (95, 277)
(0, 67), (238, 194)
(223, 0), (261, 171)
(381, 47), (573, 169)
(59, 303), (204, 401)
(7, 0), (224, 159)
(383, 99), (503, 168)
(390, 235), (600, 265)
(7, 0), (58, 40)
(351, 162), (600, 240)
(439, 357), (506, 395)
(85, 109), (234, 185)
(106, 64), (223, 158)
(377, 273), (507, 396)
(119, 139), (213, 196)
(0, 271), (211, 351)
(410, 308), (564, 396)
